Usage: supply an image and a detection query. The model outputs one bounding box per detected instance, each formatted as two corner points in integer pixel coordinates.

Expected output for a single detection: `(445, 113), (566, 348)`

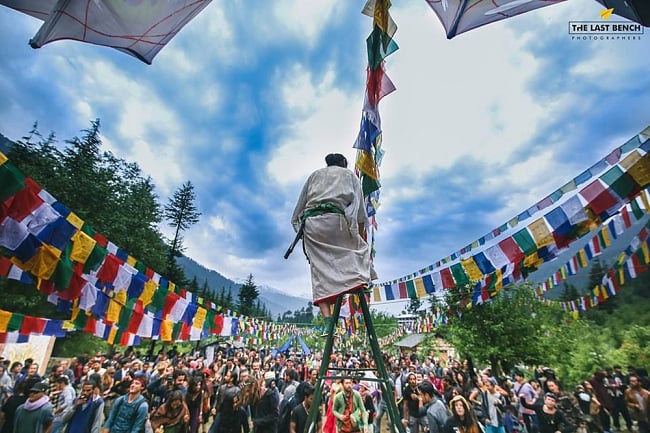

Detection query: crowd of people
(0, 346), (647, 433)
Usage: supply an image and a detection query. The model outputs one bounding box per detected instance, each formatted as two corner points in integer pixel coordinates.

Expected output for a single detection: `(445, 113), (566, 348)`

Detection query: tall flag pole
(355, 0), (398, 264)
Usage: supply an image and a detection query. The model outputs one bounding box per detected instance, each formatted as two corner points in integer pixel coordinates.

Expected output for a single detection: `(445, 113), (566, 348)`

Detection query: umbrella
(0, 0), (212, 64)
(424, 0), (648, 39)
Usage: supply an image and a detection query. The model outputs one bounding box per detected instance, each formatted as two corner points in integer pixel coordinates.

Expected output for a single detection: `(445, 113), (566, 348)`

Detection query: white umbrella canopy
(0, 0), (212, 64)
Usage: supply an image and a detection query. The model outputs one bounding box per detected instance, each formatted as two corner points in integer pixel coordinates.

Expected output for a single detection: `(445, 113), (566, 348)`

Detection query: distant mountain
(176, 255), (310, 318)
(0, 133), (14, 153)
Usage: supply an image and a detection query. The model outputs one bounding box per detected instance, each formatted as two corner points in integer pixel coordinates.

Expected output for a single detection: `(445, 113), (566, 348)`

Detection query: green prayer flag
(513, 229), (537, 255)
(631, 199), (644, 219)
(450, 263), (469, 286)
(150, 288), (167, 312)
(362, 175), (380, 197)
(82, 244), (107, 274)
(366, 24), (399, 69)
(52, 244), (74, 291)
(610, 174), (640, 200)
(8, 312), (24, 332)
(0, 162), (26, 202)
(405, 280), (417, 298)
(74, 312), (88, 329)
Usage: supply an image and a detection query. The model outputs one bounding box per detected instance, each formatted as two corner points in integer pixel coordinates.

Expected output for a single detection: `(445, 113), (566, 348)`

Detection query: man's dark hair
(55, 376), (69, 385)
(303, 383), (315, 397)
(418, 381), (435, 397)
(325, 153), (347, 168)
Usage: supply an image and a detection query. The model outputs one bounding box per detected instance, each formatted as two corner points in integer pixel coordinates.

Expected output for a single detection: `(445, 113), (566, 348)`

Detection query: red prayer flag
(498, 237), (525, 263)
(20, 316), (47, 334)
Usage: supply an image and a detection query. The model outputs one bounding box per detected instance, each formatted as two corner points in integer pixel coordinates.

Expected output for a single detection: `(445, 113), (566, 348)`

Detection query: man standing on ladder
(289, 152), (376, 331)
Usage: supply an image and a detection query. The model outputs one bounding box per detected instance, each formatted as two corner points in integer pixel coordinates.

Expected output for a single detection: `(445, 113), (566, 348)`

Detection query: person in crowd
(624, 374), (649, 433)
(51, 375), (77, 433)
(14, 362), (40, 392)
(403, 372), (427, 433)
(290, 383), (318, 433)
(514, 370), (540, 433)
(290, 153), (375, 332)
(253, 377), (280, 433)
(482, 378), (506, 433)
(589, 371), (614, 433)
(209, 390), (248, 433)
(546, 379), (582, 432)
(333, 377), (368, 433)
(323, 381), (342, 433)
(61, 381), (105, 433)
(519, 392), (574, 433)
(358, 381), (376, 430)
(443, 395), (482, 433)
(102, 377), (148, 433)
(0, 365), (12, 408)
(185, 376), (208, 433)
(150, 390), (190, 433)
(13, 382), (54, 433)
(0, 378), (39, 433)
(419, 381), (449, 433)
(609, 366), (633, 433)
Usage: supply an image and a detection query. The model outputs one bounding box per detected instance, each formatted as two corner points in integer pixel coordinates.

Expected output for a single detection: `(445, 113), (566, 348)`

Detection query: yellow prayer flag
(601, 226), (612, 247)
(139, 279), (157, 307)
(193, 307), (207, 330)
(460, 257), (484, 282)
(617, 268), (625, 285)
(414, 278), (426, 298)
(578, 249), (588, 267)
(126, 255), (137, 267)
(70, 230), (97, 264)
(168, 281), (176, 292)
(161, 320), (173, 341)
(355, 150), (379, 180)
(619, 150), (642, 170)
(523, 253), (542, 269)
(626, 155), (650, 188)
(494, 268), (503, 291)
(571, 310), (580, 320)
(529, 218), (554, 248)
(0, 152), (7, 166)
(601, 284), (610, 300)
(22, 244), (62, 279)
(641, 191), (650, 213)
(0, 310), (11, 332)
(106, 291), (127, 324)
(107, 327), (118, 345)
(66, 212), (84, 230)
(373, 285), (381, 302)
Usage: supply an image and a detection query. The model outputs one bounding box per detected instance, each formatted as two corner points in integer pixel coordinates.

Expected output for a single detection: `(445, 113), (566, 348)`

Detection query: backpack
(277, 394), (298, 433)
(114, 395), (148, 433)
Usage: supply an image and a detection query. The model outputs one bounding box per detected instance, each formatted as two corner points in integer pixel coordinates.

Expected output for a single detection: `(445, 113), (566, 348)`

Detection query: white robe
(291, 166), (371, 305)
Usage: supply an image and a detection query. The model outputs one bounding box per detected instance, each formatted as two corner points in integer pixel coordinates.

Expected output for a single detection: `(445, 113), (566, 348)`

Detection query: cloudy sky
(1, 0), (649, 309)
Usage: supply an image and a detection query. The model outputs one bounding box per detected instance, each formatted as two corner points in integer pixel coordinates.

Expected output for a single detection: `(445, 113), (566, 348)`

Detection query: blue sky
(1, 0), (649, 312)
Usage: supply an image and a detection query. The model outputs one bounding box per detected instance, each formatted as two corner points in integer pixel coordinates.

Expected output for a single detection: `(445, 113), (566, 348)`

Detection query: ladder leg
(304, 295), (343, 433)
(359, 293), (406, 433)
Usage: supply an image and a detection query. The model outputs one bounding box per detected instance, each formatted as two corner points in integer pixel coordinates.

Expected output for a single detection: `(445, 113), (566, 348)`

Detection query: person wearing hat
(290, 153), (376, 335)
(519, 391), (573, 433)
(12, 381), (54, 433)
(443, 395), (482, 433)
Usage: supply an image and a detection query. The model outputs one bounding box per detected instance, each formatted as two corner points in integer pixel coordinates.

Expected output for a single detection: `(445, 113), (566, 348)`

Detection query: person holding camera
(61, 381), (105, 433)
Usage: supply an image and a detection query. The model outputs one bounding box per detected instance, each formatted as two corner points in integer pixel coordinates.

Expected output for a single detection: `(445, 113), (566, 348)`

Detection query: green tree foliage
(406, 297), (422, 315)
(164, 181), (200, 280)
(1, 120), (168, 328)
(237, 274), (259, 316)
(443, 282), (570, 376)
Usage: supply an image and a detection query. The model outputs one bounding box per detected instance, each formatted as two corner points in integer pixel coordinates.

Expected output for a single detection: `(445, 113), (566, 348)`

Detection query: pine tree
(164, 181), (201, 277)
(237, 274), (260, 317)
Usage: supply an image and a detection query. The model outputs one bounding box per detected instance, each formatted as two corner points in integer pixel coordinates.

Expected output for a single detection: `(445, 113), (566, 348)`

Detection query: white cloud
(267, 62), (362, 186)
